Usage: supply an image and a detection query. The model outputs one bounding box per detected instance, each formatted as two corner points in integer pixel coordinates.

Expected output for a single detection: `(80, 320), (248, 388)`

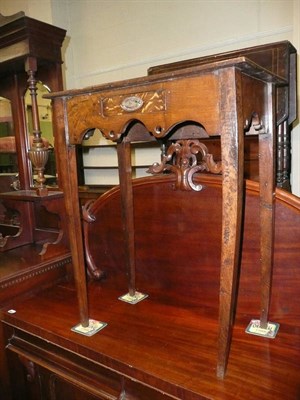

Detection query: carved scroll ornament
(82, 200), (105, 280)
(148, 139), (222, 191)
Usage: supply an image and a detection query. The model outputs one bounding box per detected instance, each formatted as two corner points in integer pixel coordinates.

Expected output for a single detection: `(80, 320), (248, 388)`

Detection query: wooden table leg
(117, 140), (136, 297)
(217, 67), (244, 379)
(52, 99), (89, 328)
(258, 83), (276, 329)
(117, 137), (149, 305)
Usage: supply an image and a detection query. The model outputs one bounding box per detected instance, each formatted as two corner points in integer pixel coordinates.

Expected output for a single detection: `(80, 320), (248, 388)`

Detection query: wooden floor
(2, 275), (300, 400)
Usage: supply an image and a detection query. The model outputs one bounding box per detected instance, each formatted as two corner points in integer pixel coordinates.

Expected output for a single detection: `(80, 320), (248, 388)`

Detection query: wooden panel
(83, 174), (300, 318)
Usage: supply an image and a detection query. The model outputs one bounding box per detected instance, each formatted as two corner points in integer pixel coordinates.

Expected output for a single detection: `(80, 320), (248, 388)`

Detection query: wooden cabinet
(0, 14), (71, 397)
(4, 324), (175, 400)
(0, 11), (71, 306)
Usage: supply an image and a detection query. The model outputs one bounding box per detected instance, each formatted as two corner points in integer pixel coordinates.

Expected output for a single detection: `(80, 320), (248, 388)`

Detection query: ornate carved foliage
(148, 139), (222, 191)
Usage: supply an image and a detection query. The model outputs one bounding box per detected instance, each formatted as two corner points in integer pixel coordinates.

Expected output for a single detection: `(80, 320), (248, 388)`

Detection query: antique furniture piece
(43, 48), (291, 380)
(148, 41), (297, 191)
(0, 12), (70, 302)
(2, 177), (300, 399)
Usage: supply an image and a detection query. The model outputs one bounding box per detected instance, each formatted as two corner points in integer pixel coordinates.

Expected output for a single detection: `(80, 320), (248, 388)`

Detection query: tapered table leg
(217, 67), (244, 379)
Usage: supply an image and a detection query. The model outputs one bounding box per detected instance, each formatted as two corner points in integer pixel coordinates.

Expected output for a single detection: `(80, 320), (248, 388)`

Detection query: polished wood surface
(2, 176), (300, 399)
(0, 247), (71, 305)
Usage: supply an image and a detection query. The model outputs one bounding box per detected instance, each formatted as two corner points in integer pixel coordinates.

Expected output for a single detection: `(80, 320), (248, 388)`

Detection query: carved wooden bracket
(244, 112), (266, 135)
(82, 200), (106, 280)
(18, 355), (36, 382)
(82, 200), (96, 223)
(148, 139), (222, 191)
